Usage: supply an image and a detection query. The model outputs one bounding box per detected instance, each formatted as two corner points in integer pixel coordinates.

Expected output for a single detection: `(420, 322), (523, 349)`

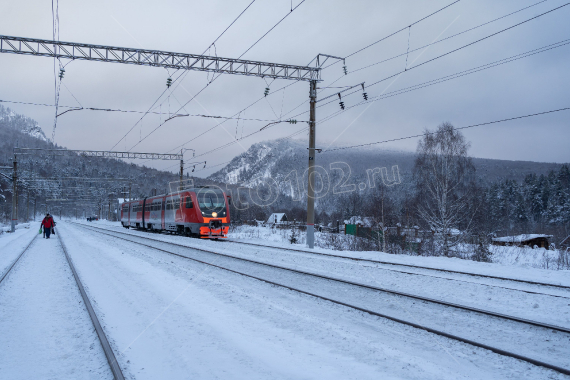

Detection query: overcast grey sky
(1, 0), (569, 176)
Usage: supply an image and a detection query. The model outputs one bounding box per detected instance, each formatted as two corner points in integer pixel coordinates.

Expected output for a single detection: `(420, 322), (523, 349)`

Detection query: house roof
(344, 216), (376, 227)
(267, 213), (287, 223)
(492, 234), (553, 243)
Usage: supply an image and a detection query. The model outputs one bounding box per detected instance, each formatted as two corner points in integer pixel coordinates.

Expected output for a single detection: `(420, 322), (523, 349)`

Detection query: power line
(350, 0), (550, 74)
(344, 0), (462, 61)
(110, 0), (259, 151)
(294, 3), (570, 116)
(139, 0), (463, 160)
(0, 99), (307, 123)
(192, 122), (308, 160)
(184, 126), (309, 175)
(148, 0), (461, 160)
(323, 107), (570, 153)
(128, 0), (308, 152)
(281, 0), (468, 119)
(316, 38), (570, 125)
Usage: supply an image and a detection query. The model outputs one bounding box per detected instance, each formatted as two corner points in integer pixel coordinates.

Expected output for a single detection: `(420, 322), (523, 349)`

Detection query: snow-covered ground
(0, 222), (32, 234)
(2, 220), (569, 379)
(228, 224), (570, 271)
(0, 227), (112, 379)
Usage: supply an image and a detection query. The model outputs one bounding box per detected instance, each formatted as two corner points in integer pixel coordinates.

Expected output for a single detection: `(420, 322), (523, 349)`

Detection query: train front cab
(177, 189), (230, 238)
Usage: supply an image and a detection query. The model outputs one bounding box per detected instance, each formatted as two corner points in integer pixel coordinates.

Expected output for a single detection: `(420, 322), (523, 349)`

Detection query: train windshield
(196, 189), (226, 216)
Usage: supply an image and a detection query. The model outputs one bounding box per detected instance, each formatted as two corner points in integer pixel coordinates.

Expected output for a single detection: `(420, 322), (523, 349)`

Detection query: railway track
(0, 234), (37, 285)
(224, 239), (570, 290)
(78, 223), (570, 298)
(0, 229), (125, 379)
(58, 232), (126, 380)
(73, 222), (570, 376)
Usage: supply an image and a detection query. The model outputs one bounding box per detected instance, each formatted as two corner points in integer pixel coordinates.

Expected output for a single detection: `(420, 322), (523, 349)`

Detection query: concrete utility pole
(306, 80), (317, 249)
(10, 158), (17, 232)
(26, 190), (29, 222)
(179, 150), (184, 191)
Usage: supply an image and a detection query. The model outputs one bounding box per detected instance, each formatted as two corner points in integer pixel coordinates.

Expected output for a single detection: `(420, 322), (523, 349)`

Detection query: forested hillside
(0, 105), (197, 221)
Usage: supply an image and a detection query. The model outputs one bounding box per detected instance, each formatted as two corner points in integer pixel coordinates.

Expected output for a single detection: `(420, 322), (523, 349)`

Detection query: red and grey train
(120, 187), (230, 238)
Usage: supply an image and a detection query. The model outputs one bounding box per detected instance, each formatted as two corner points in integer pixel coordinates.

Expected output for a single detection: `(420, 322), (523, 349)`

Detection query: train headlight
(212, 212), (218, 218)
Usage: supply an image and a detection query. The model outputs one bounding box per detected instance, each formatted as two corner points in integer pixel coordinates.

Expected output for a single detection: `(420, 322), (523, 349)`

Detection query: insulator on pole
(58, 68), (65, 80)
(361, 83), (368, 101)
(166, 77), (172, 88)
(288, 119), (297, 124)
(264, 87), (270, 97)
(343, 65), (347, 75)
(338, 93), (345, 110)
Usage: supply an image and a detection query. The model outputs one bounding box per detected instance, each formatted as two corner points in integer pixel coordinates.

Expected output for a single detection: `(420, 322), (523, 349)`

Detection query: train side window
(185, 196), (193, 208)
(174, 198), (180, 210)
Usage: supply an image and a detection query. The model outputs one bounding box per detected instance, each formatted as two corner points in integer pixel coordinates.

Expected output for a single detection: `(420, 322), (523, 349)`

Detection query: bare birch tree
(414, 123), (476, 256)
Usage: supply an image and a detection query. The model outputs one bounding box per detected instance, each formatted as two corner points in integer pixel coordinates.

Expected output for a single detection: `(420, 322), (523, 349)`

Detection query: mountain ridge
(208, 139), (565, 194)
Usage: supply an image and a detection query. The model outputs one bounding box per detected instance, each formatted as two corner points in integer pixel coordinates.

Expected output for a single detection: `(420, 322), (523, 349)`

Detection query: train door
(161, 196), (166, 229)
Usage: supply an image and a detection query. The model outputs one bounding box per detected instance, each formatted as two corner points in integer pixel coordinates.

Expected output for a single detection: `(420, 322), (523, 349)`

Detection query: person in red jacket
(41, 213), (55, 239)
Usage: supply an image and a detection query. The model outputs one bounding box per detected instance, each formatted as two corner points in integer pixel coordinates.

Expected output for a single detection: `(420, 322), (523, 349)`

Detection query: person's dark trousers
(45, 227), (51, 239)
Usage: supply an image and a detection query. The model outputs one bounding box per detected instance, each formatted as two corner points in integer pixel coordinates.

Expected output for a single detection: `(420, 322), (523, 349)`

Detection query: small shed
(267, 213), (288, 225)
(492, 234), (553, 249)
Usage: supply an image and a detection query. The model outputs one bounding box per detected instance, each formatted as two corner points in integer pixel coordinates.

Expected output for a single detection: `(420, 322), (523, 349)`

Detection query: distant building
(492, 234), (553, 249)
(267, 213), (288, 225)
(344, 216), (376, 228)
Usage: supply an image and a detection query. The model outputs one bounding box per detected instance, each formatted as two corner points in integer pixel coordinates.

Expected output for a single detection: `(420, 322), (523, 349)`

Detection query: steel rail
(225, 239), (570, 289)
(0, 234), (37, 284)
(73, 223), (570, 333)
(66, 223), (570, 298)
(69, 222), (569, 290)
(58, 232), (125, 380)
(219, 240), (570, 299)
(72, 222), (570, 376)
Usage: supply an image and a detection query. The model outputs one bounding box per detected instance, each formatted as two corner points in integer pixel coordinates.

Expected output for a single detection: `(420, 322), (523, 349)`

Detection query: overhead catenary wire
(182, 125), (309, 174)
(177, 20), (566, 170)
(146, 0), (462, 160)
(322, 107), (570, 153)
(350, 0), (550, 75)
(128, 0), (308, 152)
(109, 0), (259, 151)
(314, 38), (570, 125)
(288, 3), (570, 119)
(280, 0), (552, 119)
(0, 100), (308, 124)
(336, 0), (462, 63)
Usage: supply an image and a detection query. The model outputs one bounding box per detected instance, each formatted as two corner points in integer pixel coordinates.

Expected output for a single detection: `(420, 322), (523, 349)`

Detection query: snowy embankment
(58, 221), (569, 379)
(230, 224), (570, 270)
(0, 222), (32, 234)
